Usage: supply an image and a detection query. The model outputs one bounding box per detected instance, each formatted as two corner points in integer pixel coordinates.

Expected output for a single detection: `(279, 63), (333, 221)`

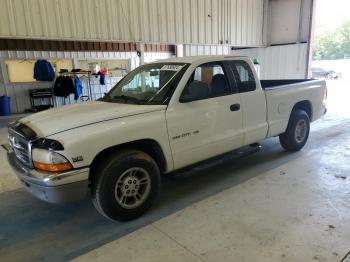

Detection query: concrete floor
(1, 79), (350, 262)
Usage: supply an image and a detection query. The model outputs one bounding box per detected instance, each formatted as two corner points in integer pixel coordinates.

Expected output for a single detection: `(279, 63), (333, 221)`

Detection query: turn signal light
(33, 161), (73, 172)
(32, 148), (73, 172)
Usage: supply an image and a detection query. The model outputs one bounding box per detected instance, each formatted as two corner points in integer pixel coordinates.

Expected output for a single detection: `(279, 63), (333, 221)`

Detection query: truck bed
(260, 79), (314, 89)
(263, 79), (326, 138)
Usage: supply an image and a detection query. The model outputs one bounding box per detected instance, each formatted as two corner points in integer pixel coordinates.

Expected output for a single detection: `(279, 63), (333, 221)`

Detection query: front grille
(8, 127), (32, 167)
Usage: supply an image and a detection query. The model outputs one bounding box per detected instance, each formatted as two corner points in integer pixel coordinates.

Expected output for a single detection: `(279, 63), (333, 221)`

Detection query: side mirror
(179, 94), (196, 103)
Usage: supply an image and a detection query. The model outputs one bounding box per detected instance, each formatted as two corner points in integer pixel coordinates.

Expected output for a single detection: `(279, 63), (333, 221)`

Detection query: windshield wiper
(103, 93), (112, 99)
(98, 93), (111, 101)
(113, 95), (142, 104)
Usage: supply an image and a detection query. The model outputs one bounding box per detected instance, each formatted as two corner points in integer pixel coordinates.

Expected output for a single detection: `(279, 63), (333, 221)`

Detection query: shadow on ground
(0, 138), (301, 262)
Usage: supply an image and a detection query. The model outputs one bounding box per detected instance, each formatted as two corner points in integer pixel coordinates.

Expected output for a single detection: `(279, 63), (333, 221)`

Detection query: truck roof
(154, 55), (250, 64)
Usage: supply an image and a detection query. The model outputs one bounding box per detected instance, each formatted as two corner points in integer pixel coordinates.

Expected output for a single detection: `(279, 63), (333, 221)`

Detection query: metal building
(0, 0), (314, 113)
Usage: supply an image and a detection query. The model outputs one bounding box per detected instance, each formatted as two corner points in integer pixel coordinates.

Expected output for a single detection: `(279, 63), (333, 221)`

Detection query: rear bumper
(6, 148), (89, 204)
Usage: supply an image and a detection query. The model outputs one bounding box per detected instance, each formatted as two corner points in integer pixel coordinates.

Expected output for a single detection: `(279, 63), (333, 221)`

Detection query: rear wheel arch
(280, 109), (310, 152)
(291, 100), (312, 121)
(89, 139), (167, 182)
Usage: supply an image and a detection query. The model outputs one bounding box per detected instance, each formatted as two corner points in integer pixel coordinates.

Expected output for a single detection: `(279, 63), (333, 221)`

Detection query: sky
(315, 0), (350, 30)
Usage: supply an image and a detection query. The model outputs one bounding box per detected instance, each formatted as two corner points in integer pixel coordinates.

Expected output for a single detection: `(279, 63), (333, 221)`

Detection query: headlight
(32, 148), (73, 172)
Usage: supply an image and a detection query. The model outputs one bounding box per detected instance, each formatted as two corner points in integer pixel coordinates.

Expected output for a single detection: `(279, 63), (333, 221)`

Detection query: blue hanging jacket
(74, 77), (83, 100)
(33, 60), (55, 81)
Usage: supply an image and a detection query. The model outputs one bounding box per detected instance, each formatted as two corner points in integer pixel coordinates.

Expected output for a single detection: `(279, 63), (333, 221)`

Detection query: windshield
(101, 63), (189, 105)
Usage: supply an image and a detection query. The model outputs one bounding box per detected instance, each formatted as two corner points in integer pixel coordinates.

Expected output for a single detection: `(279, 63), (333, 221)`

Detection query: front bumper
(6, 147), (90, 204)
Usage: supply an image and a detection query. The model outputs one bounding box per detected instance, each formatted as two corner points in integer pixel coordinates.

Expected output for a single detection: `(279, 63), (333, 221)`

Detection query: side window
(180, 63), (231, 102)
(230, 61), (256, 93)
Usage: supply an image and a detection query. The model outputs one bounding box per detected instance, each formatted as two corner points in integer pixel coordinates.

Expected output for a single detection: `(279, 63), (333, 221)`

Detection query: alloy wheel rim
(295, 119), (307, 143)
(115, 167), (151, 209)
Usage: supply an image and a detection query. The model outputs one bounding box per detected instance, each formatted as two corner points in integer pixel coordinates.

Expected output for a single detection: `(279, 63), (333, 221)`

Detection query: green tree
(313, 20), (350, 60)
(338, 21), (350, 58)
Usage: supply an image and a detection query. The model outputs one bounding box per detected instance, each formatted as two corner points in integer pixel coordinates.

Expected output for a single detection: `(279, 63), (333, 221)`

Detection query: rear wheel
(279, 109), (310, 152)
(92, 149), (160, 221)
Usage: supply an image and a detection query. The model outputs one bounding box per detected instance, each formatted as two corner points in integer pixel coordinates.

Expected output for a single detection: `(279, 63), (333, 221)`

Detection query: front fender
(47, 110), (174, 172)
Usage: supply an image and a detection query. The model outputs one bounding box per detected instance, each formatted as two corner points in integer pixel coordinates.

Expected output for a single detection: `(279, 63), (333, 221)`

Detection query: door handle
(230, 103), (240, 111)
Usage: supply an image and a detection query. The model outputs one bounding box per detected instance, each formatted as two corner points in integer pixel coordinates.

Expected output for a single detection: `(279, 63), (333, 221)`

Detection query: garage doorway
(312, 0), (350, 119)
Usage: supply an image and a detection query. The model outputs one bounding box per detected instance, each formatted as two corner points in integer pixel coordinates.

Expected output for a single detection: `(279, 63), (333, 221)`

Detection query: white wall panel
(269, 0), (312, 45)
(232, 43), (308, 79)
(300, 0), (313, 42)
(144, 52), (174, 63)
(0, 50), (172, 113)
(269, 0), (300, 44)
(0, 0), (264, 46)
(183, 44), (231, 56)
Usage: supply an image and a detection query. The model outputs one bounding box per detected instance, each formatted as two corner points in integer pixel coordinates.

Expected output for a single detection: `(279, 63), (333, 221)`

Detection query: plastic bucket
(0, 96), (11, 116)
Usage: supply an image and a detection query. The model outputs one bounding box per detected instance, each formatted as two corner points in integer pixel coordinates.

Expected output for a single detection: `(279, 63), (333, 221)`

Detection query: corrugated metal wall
(231, 43), (308, 79)
(183, 44), (231, 56)
(0, 0), (264, 46)
(144, 52), (175, 63)
(0, 50), (173, 113)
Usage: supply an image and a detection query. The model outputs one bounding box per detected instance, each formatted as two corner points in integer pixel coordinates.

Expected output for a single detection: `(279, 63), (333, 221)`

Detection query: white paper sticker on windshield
(161, 65), (183, 71)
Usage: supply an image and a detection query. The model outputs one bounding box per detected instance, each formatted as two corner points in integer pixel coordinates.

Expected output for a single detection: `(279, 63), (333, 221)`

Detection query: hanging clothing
(74, 77), (83, 100)
(99, 73), (106, 85)
(98, 69), (108, 85)
(54, 76), (75, 98)
(34, 60), (55, 81)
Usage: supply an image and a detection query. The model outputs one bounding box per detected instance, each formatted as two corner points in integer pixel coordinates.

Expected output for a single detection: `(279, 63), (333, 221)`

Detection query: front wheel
(279, 109), (310, 152)
(92, 149), (160, 221)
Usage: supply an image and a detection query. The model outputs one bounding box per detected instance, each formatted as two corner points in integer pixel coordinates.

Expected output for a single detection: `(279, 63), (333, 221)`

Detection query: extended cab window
(180, 63), (231, 102)
(229, 61), (256, 93)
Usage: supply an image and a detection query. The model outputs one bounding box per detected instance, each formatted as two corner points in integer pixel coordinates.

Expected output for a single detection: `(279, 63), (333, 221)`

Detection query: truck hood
(20, 101), (166, 137)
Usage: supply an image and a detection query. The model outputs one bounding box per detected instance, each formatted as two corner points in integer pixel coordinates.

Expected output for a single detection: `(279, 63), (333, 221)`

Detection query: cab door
(227, 60), (268, 145)
(166, 62), (244, 170)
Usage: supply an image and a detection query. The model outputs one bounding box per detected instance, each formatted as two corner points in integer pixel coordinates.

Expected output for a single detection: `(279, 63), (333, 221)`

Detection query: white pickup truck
(6, 56), (327, 221)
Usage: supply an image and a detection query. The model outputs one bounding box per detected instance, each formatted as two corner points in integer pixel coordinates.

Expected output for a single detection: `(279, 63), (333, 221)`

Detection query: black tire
(92, 149), (160, 221)
(279, 109), (310, 152)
